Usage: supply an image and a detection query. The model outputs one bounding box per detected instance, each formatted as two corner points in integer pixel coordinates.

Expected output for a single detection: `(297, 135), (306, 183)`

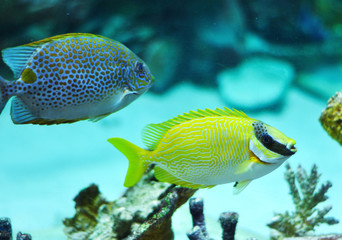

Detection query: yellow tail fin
(107, 137), (148, 187)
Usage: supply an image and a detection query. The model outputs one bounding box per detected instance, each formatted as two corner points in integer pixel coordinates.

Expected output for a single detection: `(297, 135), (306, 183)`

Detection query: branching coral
(268, 164), (339, 239)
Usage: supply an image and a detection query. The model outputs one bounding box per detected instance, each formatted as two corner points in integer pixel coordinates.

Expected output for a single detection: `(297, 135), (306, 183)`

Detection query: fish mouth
(286, 141), (297, 155)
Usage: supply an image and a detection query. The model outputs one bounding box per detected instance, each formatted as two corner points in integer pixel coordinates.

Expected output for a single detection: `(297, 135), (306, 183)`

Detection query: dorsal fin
(142, 107), (249, 150)
(1, 33), (107, 80)
(22, 33), (107, 47)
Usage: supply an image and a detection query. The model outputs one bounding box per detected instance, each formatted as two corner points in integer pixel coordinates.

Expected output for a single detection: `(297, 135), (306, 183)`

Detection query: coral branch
(268, 164), (339, 239)
(0, 218), (12, 240)
(187, 226), (207, 240)
(189, 198), (209, 239)
(285, 165), (301, 208)
(220, 212), (239, 240)
(187, 198), (239, 240)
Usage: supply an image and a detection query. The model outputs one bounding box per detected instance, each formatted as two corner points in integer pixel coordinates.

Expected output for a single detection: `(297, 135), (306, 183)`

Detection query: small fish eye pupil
(262, 134), (273, 146)
(136, 62), (143, 72)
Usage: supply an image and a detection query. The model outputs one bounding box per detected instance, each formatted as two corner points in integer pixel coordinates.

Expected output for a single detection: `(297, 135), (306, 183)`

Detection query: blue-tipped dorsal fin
(142, 107), (250, 150)
(2, 45), (38, 79)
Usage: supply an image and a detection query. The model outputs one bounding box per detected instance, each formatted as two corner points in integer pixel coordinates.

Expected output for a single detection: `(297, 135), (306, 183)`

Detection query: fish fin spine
(0, 76), (10, 115)
(233, 180), (252, 194)
(23, 33), (113, 47)
(107, 138), (149, 187)
(142, 107), (250, 150)
(10, 97), (38, 124)
(8, 94), (86, 125)
(10, 97), (78, 125)
(89, 112), (111, 122)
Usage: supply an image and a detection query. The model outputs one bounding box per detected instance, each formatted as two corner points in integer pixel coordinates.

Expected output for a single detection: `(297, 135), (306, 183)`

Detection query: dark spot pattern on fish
(0, 33), (154, 124)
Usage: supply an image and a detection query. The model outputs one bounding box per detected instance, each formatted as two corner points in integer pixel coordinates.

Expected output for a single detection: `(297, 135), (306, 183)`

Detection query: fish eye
(135, 62), (144, 73)
(261, 134), (273, 147)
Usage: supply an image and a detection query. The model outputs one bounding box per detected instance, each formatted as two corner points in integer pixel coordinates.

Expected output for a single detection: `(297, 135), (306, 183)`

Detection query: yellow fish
(108, 107), (297, 193)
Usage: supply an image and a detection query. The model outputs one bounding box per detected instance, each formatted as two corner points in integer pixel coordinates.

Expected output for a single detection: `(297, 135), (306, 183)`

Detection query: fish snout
(286, 140), (297, 155)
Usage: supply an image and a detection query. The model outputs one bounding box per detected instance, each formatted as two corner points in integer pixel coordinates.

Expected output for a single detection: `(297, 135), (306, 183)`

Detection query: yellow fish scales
(108, 107), (296, 193)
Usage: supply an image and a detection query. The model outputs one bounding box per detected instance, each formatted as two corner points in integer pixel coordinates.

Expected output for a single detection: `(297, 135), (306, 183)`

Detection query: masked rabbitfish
(108, 107), (297, 193)
(0, 33), (154, 125)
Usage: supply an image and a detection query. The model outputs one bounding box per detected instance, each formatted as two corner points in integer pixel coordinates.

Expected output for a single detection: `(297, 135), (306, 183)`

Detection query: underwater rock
(64, 166), (197, 240)
(297, 65), (342, 100)
(220, 212), (239, 240)
(187, 198), (239, 240)
(0, 218), (12, 240)
(0, 218), (32, 240)
(240, 0), (327, 44)
(187, 198), (210, 240)
(63, 184), (108, 236)
(197, 0), (245, 50)
(284, 235), (342, 240)
(246, 35), (342, 70)
(16, 233), (31, 240)
(319, 90), (342, 145)
(268, 164), (339, 239)
(217, 57), (294, 111)
(144, 39), (181, 93)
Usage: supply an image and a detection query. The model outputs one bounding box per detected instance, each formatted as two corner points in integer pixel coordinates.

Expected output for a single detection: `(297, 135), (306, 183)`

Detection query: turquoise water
(1, 1), (342, 239)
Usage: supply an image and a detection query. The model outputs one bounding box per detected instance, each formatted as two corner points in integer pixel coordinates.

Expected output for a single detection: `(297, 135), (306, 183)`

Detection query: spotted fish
(0, 33), (154, 124)
(108, 107), (297, 193)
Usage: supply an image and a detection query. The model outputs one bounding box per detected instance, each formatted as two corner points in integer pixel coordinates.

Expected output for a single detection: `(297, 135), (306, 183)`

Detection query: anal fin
(89, 112), (111, 122)
(154, 166), (214, 189)
(11, 97), (38, 124)
(11, 97), (84, 125)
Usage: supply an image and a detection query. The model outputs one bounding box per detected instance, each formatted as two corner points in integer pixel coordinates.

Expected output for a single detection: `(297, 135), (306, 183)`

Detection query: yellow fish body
(108, 108), (297, 193)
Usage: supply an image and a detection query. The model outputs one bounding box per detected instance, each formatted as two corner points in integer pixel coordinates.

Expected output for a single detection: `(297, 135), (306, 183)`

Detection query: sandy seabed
(0, 82), (341, 240)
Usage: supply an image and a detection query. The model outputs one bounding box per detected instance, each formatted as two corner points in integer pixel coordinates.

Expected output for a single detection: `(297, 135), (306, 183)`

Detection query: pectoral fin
(235, 151), (268, 175)
(234, 160), (254, 175)
(233, 180), (252, 194)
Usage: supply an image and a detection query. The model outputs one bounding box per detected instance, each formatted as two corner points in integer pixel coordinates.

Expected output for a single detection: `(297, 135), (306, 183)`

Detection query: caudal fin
(107, 137), (149, 187)
(0, 75), (9, 115)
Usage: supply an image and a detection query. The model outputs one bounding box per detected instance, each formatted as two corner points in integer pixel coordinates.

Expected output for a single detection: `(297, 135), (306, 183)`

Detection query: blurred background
(0, 0), (341, 239)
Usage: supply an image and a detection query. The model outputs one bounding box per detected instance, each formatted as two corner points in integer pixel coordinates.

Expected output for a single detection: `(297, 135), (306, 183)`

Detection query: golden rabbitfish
(0, 33), (154, 124)
(108, 107), (297, 193)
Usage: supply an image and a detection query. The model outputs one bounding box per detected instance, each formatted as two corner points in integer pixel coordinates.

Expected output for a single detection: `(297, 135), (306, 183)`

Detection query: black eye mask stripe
(265, 139), (295, 156)
(252, 121), (295, 156)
